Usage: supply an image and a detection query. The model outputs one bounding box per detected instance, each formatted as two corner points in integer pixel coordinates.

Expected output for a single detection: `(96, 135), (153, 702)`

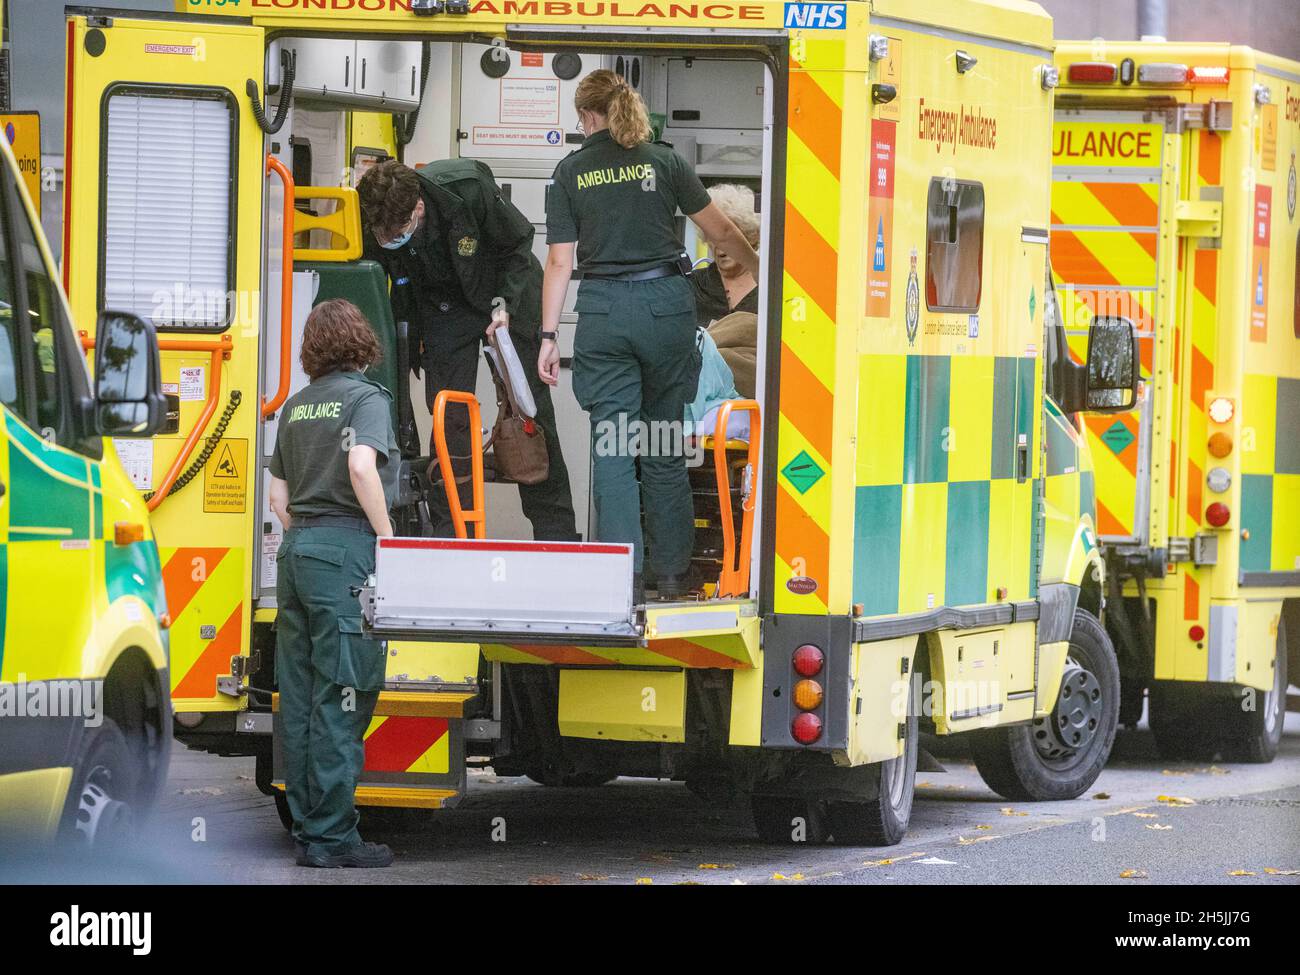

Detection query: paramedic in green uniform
(268, 299), (399, 869)
(539, 69), (759, 597)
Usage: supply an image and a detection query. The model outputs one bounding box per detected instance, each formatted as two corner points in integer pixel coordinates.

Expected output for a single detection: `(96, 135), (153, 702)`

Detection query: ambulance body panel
(0, 126), (169, 845)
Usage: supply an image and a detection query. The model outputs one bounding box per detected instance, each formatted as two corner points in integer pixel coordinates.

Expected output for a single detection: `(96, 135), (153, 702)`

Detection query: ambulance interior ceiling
(275, 37), (775, 543)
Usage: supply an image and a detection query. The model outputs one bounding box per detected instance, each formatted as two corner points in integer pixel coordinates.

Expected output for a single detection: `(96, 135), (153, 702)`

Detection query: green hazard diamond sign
(781, 450), (825, 495)
(1100, 420), (1135, 455)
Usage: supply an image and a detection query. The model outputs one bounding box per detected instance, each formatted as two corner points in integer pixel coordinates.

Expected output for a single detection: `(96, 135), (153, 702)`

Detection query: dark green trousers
(276, 525), (385, 856)
(571, 275), (699, 577)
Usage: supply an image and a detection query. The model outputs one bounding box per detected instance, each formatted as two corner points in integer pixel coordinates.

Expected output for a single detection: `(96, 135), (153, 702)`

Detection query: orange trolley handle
(432, 390), (486, 540)
(262, 154), (295, 419)
(713, 399), (761, 598)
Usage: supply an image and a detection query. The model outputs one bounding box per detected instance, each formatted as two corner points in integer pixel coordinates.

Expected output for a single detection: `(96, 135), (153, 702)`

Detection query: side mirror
(94, 311), (167, 436)
(1083, 315), (1140, 413)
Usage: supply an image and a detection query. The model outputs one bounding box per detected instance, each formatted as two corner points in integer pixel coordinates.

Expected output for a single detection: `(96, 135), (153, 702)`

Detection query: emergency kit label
(113, 438), (154, 491)
(1250, 184), (1271, 342)
(783, 2), (846, 29)
(204, 439), (248, 514)
(179, 366), (205, 402)
(1052, 121), (1161, 167)
(865, 119), (897, 318)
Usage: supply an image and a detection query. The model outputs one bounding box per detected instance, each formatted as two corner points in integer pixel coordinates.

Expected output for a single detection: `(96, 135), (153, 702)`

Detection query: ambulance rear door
(1051, 111), (1178, 549)
(63, 9), (269, 713)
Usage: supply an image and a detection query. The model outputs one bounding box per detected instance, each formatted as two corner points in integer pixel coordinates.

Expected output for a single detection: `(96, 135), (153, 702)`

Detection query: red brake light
(1189, 65), (1230, 85)
(1068, 62), (1118, 83)
(792, 644), (824, 677)
(1206, 502), (1231, 528)
(792, 712), (823, 745)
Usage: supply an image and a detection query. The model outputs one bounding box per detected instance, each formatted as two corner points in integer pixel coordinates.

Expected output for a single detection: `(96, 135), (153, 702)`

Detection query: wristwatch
(539, 329), (559, 343)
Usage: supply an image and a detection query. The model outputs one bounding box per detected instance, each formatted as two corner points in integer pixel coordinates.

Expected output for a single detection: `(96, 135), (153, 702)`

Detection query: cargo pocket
(571, 292), (613, 412)
(334, 616), (386, 693)
(648, 292), (695, 319)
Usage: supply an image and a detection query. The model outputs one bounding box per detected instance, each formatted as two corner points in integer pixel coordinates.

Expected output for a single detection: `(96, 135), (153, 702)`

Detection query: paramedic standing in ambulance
(359, 159), (578, 541)
(539, 70), (759, 597)
(268, 299), (398, 869)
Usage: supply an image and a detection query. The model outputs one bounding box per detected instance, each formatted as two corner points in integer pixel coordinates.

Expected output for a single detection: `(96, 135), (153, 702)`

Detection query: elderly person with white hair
(692, 183), (760, 325)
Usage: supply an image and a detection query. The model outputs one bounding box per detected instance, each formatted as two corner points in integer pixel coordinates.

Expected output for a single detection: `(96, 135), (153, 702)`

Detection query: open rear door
(1051, 111), (1176, 546)
(63, 10), (269, 713)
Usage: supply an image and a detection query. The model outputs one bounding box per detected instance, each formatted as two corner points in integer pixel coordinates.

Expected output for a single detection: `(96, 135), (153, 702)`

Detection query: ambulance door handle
(1016, 441), (1030, 483)
(344, 56), (351, 89)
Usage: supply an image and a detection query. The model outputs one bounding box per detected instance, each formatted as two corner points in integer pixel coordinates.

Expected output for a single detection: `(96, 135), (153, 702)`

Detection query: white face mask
(379, 205), (420, 250)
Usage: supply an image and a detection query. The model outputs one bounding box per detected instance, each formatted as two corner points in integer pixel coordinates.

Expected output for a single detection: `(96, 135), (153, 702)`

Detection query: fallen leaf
(1092, 792), (1111, 799)
(974, 824), (992, 831)
(698, 863), (719, 869)
(1263, 867), (1300, 876)
(1228, 870), (1257, 877)
(1160, 769), (1190, 777)
(1000, 807), (1029, 817)
(1145, 824), (1173, 831)
(863, 851), (926, 867)
(635, 878), (653, 885)
(1156, 795), (1195, 806)
(1119, 869), (1148, 879)
(1133, 812), (1159, 819)
(772, 872), (805, 881)
(577, 874), (609, 881)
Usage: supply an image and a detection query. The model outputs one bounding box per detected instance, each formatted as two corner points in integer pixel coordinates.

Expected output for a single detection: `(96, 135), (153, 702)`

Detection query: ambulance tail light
(1189, 65), (1230, 85)
(793, 679), (824, 711)
(1189, 624), (1206, 642)
(792, 712), (823, 745)
(1208, 432), (1233, 458)
(1206, 502), (1231, 528)
(1138, 62), (1190, 85)
(1067, 62), (1118, 84)
(793, 644), (824, 677)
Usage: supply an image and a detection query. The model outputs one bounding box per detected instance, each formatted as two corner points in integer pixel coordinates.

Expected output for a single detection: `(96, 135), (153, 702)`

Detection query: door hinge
(1175, 198), (1222, 238)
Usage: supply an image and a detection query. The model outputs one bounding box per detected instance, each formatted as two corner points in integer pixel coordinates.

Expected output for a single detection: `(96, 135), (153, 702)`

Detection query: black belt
(583, 263), (680, 282)
(291, 515), (375, 535)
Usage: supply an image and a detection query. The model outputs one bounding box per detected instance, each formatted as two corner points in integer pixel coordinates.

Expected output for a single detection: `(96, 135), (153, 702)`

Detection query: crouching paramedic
(268, 299), (398, 869)
(358, 158), (578, 541)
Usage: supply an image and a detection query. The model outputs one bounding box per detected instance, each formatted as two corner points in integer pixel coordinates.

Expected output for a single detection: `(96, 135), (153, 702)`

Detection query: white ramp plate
(371, 538), (638, 641)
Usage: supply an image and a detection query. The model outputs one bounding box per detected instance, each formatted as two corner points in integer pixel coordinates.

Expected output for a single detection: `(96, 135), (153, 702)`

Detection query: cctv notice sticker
(203, 439), (248, 514)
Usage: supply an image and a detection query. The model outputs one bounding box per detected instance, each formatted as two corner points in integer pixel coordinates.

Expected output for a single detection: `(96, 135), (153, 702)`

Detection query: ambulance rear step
(361, 537), (641, 645)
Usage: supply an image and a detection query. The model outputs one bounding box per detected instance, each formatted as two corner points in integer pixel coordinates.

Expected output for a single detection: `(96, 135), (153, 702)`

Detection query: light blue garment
(685, 329), (748, 439)
(380, 228), (413, 250)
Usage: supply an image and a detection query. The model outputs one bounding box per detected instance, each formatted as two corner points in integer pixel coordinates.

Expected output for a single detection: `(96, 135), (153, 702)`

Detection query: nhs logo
(784, 2), (847, 29)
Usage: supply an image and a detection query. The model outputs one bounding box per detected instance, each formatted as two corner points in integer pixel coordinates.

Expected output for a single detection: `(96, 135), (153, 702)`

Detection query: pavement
(14, 712), (1300, 885)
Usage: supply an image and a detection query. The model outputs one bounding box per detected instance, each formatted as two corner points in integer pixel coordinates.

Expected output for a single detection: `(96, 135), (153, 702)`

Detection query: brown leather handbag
(484, 332), (550, 485)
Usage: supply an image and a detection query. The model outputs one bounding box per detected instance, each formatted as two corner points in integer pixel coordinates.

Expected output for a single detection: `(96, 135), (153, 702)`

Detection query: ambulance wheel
(1216, 619), (1287, 763)
(273, 791), (294, 832)
(970, 609), (1119, 801)
(1147, 682), (1218, 761)
(751, 795), (828, 844)
(60, 719), (139, 850)
(827, 675), (919, 846)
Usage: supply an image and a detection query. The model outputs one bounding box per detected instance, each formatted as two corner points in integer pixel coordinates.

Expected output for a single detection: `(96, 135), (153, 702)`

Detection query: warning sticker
(179, 366), (205, 402)
(1250, 185), (1271, 342)
(471, 125), (564, 148)
(499, 78), (560, 125)
(203, 438), (247, 513)
(1, 113), (42, 217)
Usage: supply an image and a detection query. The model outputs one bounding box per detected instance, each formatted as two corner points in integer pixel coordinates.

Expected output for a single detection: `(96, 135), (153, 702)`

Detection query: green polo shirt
(269, 369), (399, 520)
(546, 130), (712, 274)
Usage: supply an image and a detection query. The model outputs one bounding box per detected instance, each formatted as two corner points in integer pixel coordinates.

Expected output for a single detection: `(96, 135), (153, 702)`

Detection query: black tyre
(751, 795), (828, 844)
(59, 718), (140, 850)
(1216, 618), (1287, 763)
(971, 609), (1120, 801)
(827, 674), (919, 846)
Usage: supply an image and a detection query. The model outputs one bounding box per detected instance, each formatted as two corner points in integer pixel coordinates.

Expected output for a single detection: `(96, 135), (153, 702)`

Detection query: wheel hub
(1033, 658), (1104, 763)
(74, 770), (134, 848)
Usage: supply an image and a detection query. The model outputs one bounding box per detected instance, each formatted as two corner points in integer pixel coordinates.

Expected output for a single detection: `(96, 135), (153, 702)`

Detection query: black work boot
(654, 574), (688, 601)
(297, 841), (394, 869)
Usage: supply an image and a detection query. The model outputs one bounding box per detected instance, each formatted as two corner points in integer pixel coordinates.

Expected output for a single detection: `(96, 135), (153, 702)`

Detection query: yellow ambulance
(61, 0), (1138, 845)
(1050, 41), (1299, 762)
(0, 127), (170, 846)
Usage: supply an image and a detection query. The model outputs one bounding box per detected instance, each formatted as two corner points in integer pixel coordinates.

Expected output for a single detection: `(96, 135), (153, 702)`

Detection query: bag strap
(487, 330), (526, 421)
